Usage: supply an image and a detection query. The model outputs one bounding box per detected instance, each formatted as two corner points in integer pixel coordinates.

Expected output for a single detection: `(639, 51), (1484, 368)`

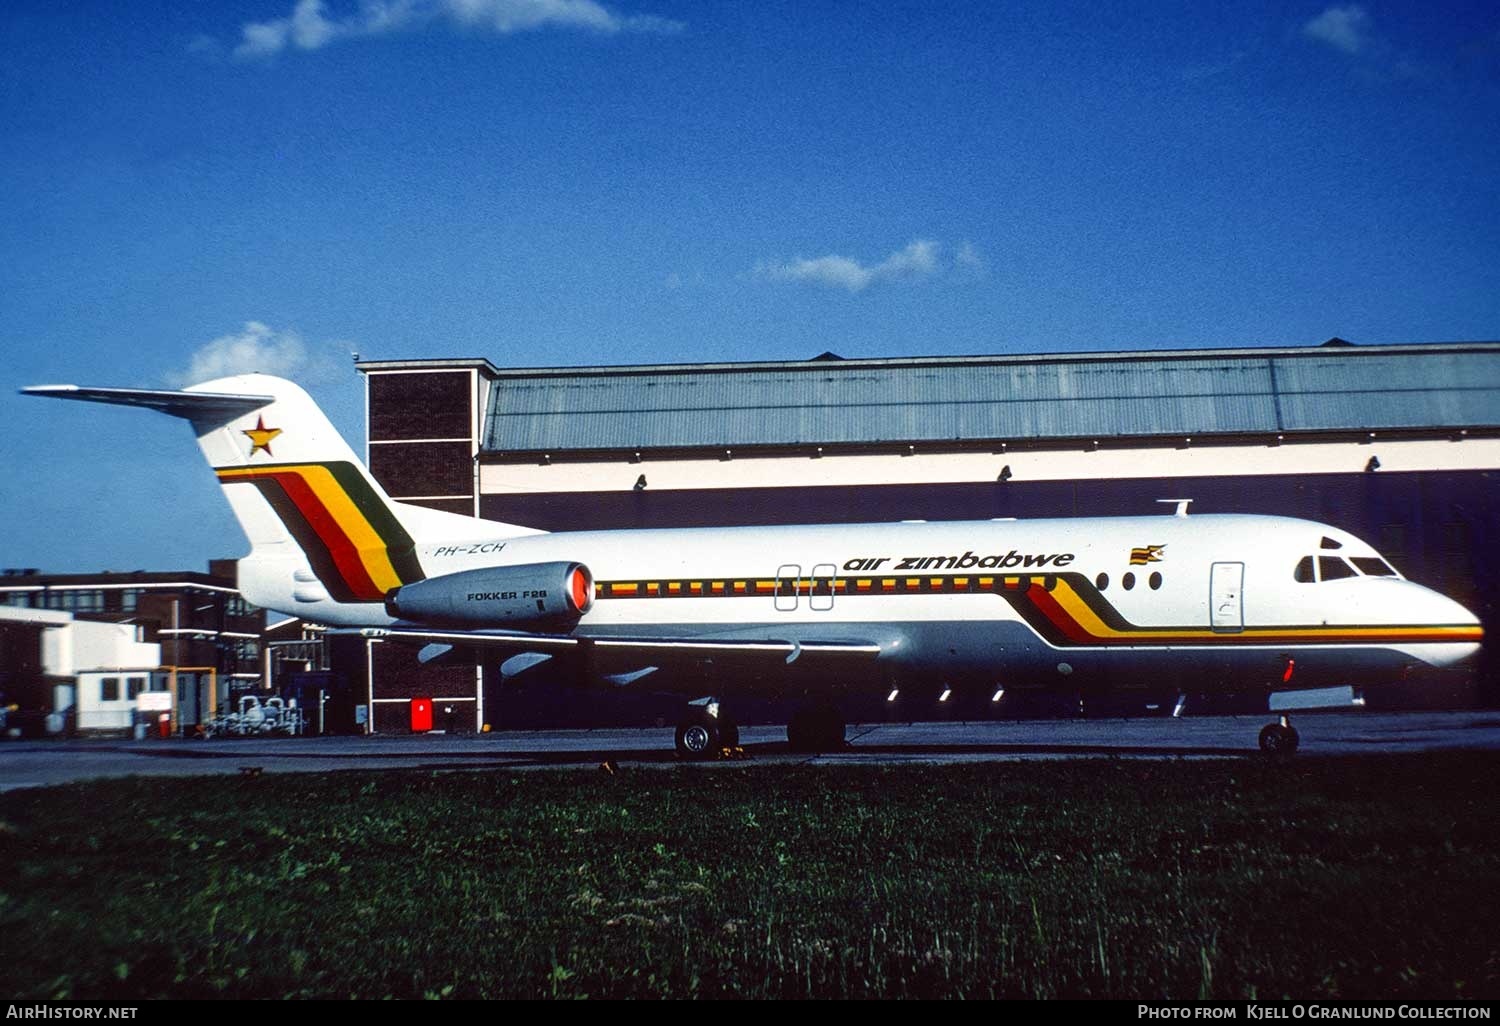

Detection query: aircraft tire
(675, 708), (721, 760)
(1258, 722), (1300, 756)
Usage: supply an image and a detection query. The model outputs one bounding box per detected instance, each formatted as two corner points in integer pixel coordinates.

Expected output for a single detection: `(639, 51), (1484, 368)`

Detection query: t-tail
(23, 374), (540, 621)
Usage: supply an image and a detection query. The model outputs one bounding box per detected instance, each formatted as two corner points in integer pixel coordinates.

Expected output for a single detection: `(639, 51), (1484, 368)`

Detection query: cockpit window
(1351, 557), (1398, 577)
(1294, 556), (1315, 583)
(1319, 536), (1343, 550)
(1319, 556), (1357, 581)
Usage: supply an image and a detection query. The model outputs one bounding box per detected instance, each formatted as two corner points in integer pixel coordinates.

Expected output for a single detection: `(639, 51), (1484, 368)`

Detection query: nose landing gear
(1258, 714), (1300, 756)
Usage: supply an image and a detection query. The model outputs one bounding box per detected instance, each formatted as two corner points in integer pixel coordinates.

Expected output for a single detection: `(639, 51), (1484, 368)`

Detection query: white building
(0, 607), (161, 733)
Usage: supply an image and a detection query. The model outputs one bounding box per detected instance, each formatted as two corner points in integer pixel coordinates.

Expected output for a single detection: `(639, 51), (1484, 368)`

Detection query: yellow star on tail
(242, 415), (282, 457)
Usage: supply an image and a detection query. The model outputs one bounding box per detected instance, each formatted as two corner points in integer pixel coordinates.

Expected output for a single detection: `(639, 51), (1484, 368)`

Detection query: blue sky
(2, 0), (1497, 572)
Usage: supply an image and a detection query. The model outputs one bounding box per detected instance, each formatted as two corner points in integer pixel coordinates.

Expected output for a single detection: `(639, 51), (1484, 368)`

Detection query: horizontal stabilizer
(22, 384), (273, 421)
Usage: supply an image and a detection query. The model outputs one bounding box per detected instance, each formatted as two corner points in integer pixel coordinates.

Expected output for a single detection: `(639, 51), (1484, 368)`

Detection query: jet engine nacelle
(385, 561), (594, 628)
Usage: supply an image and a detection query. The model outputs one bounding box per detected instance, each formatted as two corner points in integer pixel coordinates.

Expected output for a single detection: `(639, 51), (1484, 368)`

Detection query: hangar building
(347, 339), (1500, 733)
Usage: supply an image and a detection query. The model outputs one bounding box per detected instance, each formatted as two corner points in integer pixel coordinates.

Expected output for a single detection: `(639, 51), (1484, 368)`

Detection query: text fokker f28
(26, 374), (1483, 756)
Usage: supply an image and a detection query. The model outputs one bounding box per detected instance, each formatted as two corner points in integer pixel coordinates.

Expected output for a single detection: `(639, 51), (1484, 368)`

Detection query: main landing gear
(674, 702), (739, 761)
(1258, 714), (1300, 756)
(787, 702), (846, 754)
(674, 700), (847, 758)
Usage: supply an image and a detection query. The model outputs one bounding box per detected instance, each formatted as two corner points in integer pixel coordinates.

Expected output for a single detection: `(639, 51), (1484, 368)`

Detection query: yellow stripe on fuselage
(1047, 578), (1481, 643)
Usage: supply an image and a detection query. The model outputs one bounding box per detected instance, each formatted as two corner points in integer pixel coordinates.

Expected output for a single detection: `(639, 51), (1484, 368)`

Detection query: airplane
(25, 374), (1484, 757)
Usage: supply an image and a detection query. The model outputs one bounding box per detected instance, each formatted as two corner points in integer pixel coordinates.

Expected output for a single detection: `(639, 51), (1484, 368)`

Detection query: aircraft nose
(1398, 580), (1484, 666)
(1413, 581), (1482, 628)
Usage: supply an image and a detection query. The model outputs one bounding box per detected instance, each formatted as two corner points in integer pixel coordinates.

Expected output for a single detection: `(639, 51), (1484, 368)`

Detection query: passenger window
(1149, 572), (1162, 590)
(1095, 573), (1109, 591)
(1122, 573), (1135, 591)
(1294, 556), (1315, 583)
(1319, 556), (1357, 581)
(1351, 557), (1397, 577)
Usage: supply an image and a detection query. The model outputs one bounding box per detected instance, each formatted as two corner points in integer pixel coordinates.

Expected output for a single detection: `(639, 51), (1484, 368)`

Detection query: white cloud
(757, 240), (949, 293)
(1303, 4), (1375, 55)
(167, 322), (348, 387)
(227, 0), (682, 59)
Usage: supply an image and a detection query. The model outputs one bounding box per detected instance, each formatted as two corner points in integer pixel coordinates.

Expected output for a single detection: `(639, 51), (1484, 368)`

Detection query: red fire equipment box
(410, 697), (433, 733)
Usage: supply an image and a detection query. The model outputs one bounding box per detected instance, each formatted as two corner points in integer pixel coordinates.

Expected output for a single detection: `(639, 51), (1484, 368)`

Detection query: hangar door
(1210, 562), (1244, 632)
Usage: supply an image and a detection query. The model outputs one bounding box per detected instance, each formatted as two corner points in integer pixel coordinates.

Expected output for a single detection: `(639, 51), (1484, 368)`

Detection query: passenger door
(1210, 561), (1244, 632)
(810, 562), (837, 612)
(775, 564), (800, 612)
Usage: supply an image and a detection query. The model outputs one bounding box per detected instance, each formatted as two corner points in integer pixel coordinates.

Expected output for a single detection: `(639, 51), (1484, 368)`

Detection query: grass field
(2, 753), (1497, 1000)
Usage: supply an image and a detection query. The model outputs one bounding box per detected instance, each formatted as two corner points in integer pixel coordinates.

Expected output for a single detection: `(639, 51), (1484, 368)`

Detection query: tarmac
(2, 710), (1499, 792)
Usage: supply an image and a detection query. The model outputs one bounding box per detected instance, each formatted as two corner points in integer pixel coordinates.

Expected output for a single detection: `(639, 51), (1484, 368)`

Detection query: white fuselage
(251, 512), (1480, 695)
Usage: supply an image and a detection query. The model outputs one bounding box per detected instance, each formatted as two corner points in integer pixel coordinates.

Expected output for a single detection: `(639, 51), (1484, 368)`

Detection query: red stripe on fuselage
(1025, 583), (1099, 644)
(268, 470), (383, 601)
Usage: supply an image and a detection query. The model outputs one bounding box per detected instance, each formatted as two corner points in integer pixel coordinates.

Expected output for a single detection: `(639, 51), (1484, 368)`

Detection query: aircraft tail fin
(23, 375), (540, 615)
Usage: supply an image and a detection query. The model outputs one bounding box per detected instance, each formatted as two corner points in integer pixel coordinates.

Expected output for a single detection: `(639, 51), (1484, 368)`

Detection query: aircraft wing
(350, 626), (886, 667)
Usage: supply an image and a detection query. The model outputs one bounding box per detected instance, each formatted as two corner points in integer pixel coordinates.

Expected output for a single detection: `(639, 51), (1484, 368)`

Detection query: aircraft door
(775, 564), (800, 612)
(810, 563), (837, 611)
(1210, 561), (1244, 632)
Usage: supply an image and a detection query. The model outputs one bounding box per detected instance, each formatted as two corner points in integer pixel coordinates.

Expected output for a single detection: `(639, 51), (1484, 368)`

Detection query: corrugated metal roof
(475, 344), (1500, 453)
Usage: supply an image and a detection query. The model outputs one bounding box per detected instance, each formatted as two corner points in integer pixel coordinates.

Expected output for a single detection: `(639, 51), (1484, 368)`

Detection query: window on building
(127, 677), (147, 699)
(101, 677), (121, 702)
(50, 590), (105, 613)
(226, 596), (257, 618)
